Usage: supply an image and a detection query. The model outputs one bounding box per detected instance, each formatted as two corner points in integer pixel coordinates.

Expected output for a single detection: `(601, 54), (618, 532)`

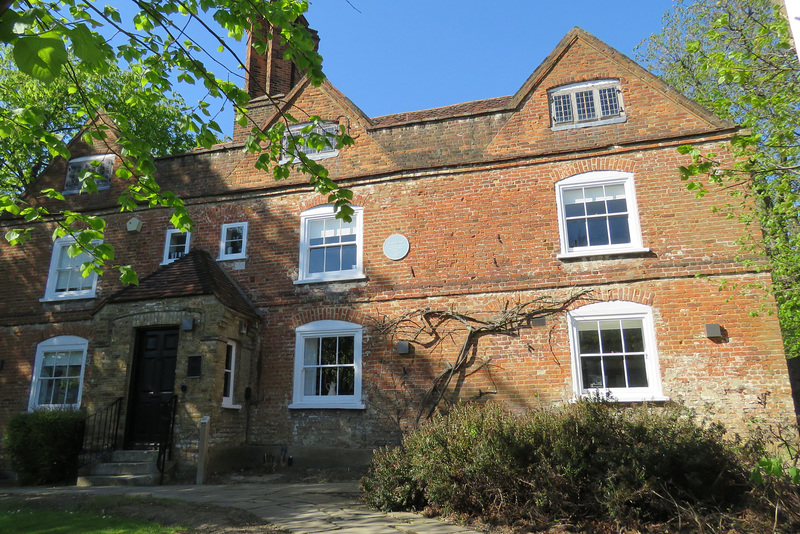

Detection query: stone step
(110, 450), (159, 463)
(76, 473), (162, 487)
(90, 461), (160, 476)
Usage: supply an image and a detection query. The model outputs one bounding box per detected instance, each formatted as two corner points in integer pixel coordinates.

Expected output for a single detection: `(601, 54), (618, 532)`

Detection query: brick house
(0, 22), (795, 477)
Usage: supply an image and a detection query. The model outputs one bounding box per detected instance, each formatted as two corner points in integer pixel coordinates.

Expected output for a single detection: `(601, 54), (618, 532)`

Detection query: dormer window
(548, 80), (625, 130)
(64, 154), (114, 193)
(281, 122), (339, 163)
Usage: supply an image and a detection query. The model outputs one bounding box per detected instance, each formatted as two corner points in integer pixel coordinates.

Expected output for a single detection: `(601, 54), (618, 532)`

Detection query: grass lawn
(0, 501), (182, 534)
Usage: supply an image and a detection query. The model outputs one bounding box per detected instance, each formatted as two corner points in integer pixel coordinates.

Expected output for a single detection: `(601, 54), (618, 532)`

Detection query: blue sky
(303, 0), (674, 118)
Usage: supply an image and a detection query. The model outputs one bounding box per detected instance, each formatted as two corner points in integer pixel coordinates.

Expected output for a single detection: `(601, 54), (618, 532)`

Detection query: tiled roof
(371, 95), (514, 128)
(104, 249), (258, 318)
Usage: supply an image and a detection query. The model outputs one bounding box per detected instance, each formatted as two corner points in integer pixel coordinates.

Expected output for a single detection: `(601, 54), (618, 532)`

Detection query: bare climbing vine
(373, 289), (590, 427)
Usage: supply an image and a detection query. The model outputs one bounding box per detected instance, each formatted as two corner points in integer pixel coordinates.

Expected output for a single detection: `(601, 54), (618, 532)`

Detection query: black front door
(126, 328), (179, 448)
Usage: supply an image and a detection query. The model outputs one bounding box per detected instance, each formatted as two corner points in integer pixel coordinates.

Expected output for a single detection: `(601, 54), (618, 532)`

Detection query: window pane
(604, 356), (626, 387)
(622, 320), (644, 352)
(304, 367), (320, 395)
(339, 368), (355, 395)
(566, 219), (588, 248)
(581, 356), (603, 388)
(320, 337), (338, 365)
(608, 215), (631, 244)
(605, 184), (625, 199)
(564, 203), (585, 218)
(340, 219), (357, 243)
(552, 93), (573, 123)
(324, 246), (341, 272)
(587, 218), (610, 246)
(599, 321), (622, 352)
(575, 90), (596, 120)
(606, 199), (627, 214)
(338, 336), (354, 364)
(304, 338), (319, 365)
(321, 368), (338, 395)
(626, 355), (649, 387)
(309, 248), (325, 273)
(578, 323), (600, 354)
(341, 244), (357, 271)
(309, 220), (325, 246)
(324, 219), (341, 245)
(599, 87), (620, 116)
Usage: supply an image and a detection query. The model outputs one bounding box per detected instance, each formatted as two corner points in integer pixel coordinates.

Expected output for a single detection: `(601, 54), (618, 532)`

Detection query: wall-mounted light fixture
(705, 324), (724, 339)
(126, 217), (143, 233)
(396, 341), (410, 355)
(181, 318), (194, 331)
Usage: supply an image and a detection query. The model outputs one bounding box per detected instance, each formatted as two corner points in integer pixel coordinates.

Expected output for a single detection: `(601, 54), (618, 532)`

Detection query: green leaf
(13, 34), (68, 84)
(68, 24), (106, 64)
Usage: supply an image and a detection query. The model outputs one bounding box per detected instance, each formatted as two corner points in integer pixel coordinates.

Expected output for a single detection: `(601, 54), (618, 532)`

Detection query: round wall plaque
(383, 234), (410, 261)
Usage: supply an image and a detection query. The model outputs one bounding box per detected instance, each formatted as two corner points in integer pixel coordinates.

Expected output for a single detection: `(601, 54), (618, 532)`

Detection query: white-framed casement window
(64, 154), (114, 193)
(221, 341), (241, 408)
(548, 80), (625, 130)
(295, 205), (365, 284)
(28, 336), (89, 410)
(162, 229), (191, 264)
(41, 236), (99, 301)
(290, 320), (364, 409)
(218, 222), (248, 261)
(280, 121), (340, 163)
(568, 301), (666, 402)
(555, 171), (648, 258)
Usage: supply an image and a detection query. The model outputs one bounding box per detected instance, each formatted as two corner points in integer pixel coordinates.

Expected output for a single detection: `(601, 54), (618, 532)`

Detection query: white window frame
(290, 320), (364, 409)
(28, 336), (89, 411)
(548, 80), (626, 130)
(41, 236), (99, 302)
(221, 341), (241, 409)
(555, 171), (648, 259)
(161, 228), (191, 265)
(218, 222), (248, 261)
(295, 205), (365, 284)
(64, 154), (114, 194)
(280, 121), (340, 163)
(568, 301), (666, 403)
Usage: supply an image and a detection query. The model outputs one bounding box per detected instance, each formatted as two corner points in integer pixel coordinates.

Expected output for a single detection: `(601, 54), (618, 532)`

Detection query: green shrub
(4, 409), (86, 485)
(361, 401), (750, 526)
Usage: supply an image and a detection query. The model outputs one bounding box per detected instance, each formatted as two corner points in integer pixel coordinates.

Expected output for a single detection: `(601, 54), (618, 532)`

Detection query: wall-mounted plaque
(383, 234), (410, 261)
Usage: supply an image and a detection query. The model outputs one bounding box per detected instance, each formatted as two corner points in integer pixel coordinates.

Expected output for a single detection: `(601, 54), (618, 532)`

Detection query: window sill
(221, 402), (242, 410)
(557, 247), (651, 261)
(278, 150), (339, 165)
(217, 255), (247, 262)
(551, 115), (626, 131)
(289, 401), (366, 410)
(573, 393), (670, 403)
(294, 273), (367, 285)
(40, 293), (96, 303)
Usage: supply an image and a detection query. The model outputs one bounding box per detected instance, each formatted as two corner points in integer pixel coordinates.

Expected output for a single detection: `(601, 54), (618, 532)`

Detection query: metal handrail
(156, 394), (178, 485)
(79, 397), (123, 468)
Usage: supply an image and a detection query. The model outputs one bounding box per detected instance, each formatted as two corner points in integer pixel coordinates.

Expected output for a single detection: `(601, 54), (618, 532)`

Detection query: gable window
(568, 302), (665, 402)
(555, 171), (647, 258)
(296, 205), (365, 284)
(281, 121), (339, 163)
(221, 342), (240, 408)
(548, 80), (625, 130)
(162, 229), (191, 264)
(64, 154), (114, 193)
(218, 222), (248, 261)
(28, 336), (89, 410)
(290, 320), (364, 409)
(42, 236), (99, 301)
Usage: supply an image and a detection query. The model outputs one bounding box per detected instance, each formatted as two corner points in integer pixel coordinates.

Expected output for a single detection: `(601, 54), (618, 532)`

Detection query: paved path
(2, 482), (487, 534)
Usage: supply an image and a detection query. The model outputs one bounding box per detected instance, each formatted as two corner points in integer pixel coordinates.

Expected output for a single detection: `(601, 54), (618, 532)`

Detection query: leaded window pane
(552, 93), (573, 123)
(575, 90), (596, 121)
(599, 87), (620, 117)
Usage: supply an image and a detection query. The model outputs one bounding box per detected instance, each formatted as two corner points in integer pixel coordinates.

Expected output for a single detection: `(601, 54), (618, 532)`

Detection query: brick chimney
(244, 15), (319, 99)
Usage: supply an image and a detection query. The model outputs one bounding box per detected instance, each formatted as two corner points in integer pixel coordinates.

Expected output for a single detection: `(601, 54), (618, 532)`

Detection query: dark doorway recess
(126, 328), (179, 448)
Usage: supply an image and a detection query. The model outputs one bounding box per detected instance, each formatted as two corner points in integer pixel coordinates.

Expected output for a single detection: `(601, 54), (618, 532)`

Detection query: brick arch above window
(289, 308), (371, 330)
(550, 158), (639, 183)
(296, 193), (372, 215)
(568, 288), (656, 311)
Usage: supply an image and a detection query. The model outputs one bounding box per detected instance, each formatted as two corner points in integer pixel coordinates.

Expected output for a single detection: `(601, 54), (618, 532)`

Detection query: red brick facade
(0, 26), (793, 474)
